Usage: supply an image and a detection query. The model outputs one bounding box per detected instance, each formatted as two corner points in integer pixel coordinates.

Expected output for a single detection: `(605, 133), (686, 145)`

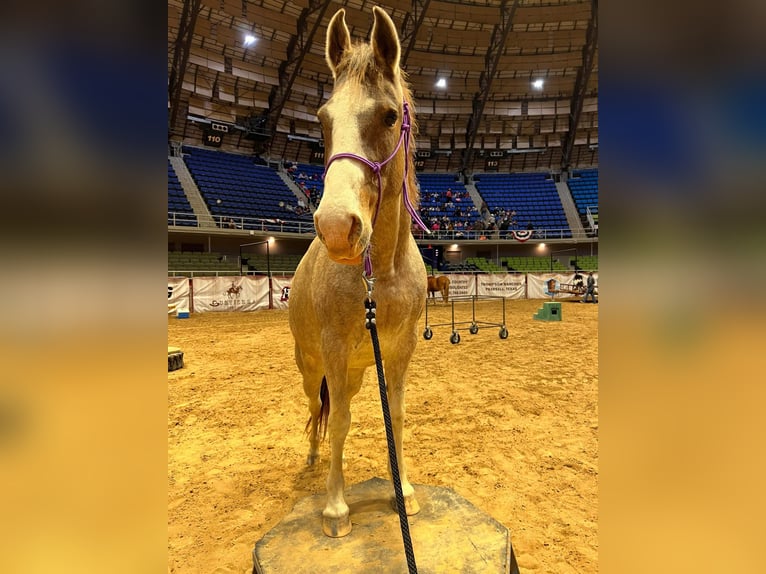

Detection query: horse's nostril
(348, 215), (362, 245)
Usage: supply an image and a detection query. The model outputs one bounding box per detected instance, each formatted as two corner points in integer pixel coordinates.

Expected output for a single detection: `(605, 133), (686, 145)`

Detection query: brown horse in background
(288, 7), (426, 538)
(427, 275), (450, 303)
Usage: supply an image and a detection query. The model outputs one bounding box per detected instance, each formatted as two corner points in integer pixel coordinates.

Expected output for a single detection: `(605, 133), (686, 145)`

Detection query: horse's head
(314, 7), (409, 265)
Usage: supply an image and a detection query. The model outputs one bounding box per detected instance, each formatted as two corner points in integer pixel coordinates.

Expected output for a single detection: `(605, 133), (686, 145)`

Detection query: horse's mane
(333, 42), (420, 210)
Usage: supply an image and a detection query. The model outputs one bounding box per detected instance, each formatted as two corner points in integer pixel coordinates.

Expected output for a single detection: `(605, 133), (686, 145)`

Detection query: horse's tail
(305, 376), (330, 441)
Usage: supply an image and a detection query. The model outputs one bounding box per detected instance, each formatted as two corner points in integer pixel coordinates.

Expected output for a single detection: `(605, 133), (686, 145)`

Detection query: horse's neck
(369, 174), (414, 279)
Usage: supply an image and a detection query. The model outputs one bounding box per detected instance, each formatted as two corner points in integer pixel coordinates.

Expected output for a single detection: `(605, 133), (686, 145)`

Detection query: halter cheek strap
(322, 101), (430, 277)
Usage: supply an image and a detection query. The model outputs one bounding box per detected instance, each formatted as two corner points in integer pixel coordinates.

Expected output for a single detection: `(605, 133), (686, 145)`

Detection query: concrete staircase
(464, 181), (484, 213)
(555, 181), (585, 237)
(169, 156), (217, 228)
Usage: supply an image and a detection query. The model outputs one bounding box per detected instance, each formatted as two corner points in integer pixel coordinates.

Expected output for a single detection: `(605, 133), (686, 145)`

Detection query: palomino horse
(288, 7), (427, 538)
(427, 275), (450, 303)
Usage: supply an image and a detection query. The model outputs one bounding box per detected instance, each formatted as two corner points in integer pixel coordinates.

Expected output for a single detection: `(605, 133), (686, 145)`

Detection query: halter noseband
(322, 101), (429, 277)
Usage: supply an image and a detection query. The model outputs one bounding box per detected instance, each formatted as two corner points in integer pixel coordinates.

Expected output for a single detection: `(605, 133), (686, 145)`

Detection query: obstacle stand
(423, 295), (509, 344)
(253, 477), (519, 574)
(533, 301), (562, 321)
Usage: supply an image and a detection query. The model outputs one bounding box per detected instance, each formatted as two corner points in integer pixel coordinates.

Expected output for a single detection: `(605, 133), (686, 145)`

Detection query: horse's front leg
(296, 344), (324, 465)
(384, 335), (420, 517)
(322, 365), (365, 537)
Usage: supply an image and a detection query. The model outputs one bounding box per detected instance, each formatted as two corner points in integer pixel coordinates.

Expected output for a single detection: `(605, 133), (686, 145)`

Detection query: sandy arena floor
(168, 298), (598, 573)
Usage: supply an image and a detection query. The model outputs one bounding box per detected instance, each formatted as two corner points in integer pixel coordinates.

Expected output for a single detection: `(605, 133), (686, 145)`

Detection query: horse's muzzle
(314, 210), (367, 265)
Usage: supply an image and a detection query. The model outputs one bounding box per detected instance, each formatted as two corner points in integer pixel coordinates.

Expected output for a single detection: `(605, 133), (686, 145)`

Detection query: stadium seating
(473, 172), (570, 236)
(287, 163), (323, 206)
(181, 146), (313, 228)
(569, 255), (598, 271)
(567, 169), (598, 233)
(417, 173), (481, 231)
(567, 169), (599, 215)
(167, 251), (239, 276)
(168, 160), (198, 227)
(504, 256), (568, 272)
(241, 252), (303, 273)
(465, 257), (503, 272)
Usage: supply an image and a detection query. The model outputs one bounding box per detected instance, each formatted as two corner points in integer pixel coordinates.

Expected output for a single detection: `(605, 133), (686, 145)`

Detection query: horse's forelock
(333, 43), (378, 85)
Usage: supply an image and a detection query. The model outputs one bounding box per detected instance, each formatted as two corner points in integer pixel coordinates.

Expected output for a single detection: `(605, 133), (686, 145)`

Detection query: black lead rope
(363, 277), (418, 574)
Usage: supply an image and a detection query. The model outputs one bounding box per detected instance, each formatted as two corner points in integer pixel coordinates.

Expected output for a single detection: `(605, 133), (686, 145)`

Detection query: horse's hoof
(306, 453), (319, 466)
(322, 513), (352, 537)
(391, 494), (420, 516)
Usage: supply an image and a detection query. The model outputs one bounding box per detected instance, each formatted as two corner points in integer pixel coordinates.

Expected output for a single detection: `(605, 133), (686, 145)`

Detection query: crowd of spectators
(285, 161), (322, 209)
(418, 186), (482, 238)
(279, 163), (542, 240)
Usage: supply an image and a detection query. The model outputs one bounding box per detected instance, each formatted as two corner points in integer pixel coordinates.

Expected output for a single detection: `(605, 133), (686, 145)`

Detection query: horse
(427, 275), (450, 303)
(226, 284), (242, 297)
(288, 6), (427, 538)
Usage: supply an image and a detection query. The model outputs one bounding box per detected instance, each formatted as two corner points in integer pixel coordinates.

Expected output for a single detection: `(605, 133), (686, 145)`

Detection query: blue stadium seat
(473, 172), (570, 235)
(168, 159), (197, 227)
(182, 147), (313, 226)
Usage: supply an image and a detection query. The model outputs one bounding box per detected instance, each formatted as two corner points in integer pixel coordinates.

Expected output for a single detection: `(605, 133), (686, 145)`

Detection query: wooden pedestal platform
(253, 477), (519, 574)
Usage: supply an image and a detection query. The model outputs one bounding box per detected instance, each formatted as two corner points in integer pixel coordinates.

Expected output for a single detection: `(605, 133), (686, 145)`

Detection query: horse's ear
(371, 6), (401, 79)
(325, 9), (350, 78)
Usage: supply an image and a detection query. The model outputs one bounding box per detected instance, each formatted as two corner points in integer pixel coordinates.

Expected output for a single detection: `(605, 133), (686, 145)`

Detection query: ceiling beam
(168, 0), (202, 138)
(561, 0), (597, 171)
(461, 0), (519, 174)
(399, 0), (432, 66)
(264, 0), (334, 145)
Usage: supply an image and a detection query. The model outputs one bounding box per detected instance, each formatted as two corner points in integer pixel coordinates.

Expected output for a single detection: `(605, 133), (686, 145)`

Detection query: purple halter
(322, 101), (429, 277)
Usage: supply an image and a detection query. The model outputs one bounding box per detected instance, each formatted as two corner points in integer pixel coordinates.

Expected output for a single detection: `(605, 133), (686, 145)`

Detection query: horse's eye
(384, 111), (398, 127)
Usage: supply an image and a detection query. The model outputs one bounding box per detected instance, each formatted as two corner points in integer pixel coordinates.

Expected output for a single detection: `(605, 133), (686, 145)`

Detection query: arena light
(508, 148), (545, 154)
(538, 243), (546, 251)
(532, 79), (544, 90)
(435, 78), (447, 89)
(287, 134), (320, 143)
(244, 34), (256, 46)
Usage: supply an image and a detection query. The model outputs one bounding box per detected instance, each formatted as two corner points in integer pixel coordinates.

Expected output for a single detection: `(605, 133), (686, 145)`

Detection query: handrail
(167, 211), (316, 234)
(168, 211), (597, 241)
(167, 267), (599, 278)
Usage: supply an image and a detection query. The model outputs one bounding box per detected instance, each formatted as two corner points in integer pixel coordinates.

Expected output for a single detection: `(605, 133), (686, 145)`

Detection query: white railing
(167, 211), (316, 234)
(410, 227), (590, 241)
(586, 206), (599, 232)
(168, 212), (596, 241)
(168, 268), (304, 278)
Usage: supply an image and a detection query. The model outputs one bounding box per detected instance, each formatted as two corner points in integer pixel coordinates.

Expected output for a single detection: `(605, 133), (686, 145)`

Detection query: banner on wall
(191, 276), (269, 312)
(476, 273), (526, 299)
(442, 274), (476, 298)
(526, 272), (598, 299)
(168, 277), (190, 313)
(271, 275), (293, 310)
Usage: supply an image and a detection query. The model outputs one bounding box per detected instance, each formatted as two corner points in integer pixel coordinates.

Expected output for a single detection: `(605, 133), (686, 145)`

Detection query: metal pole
(266, 241), (273, 309)
(239, 245), (243, 276)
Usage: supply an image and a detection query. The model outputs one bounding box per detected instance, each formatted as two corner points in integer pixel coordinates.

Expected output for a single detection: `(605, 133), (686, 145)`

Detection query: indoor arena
(168, 0), (598, 572)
